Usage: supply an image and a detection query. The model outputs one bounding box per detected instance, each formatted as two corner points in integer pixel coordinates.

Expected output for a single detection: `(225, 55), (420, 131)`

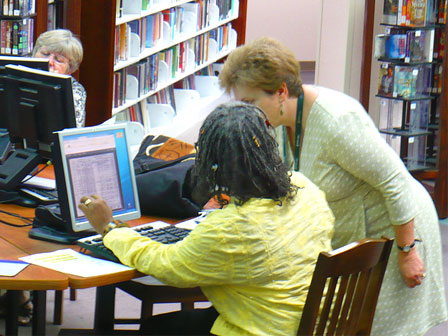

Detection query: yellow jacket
(104, 172), (334, 335)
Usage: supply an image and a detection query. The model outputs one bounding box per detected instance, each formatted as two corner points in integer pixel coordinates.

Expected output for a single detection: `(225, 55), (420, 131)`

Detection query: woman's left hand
(78, 194), (113, 234)
(397, 248), (425, 288)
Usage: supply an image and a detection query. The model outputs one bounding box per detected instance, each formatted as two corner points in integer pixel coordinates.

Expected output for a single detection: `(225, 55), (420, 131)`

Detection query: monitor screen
(53, 124), (141, 232)
(2, 64), (76, 152)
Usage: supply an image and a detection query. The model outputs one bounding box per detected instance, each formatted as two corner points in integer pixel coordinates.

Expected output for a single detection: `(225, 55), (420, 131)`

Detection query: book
(378, 63), (395, 97)
(393, 65), (418, 98)
(407, 30), (426, 62)
(385, 34), (407, 59)
(410, 0), (428, 26)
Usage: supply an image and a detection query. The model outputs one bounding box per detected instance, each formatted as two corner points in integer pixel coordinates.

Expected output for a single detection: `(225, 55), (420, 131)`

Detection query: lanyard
(293, 94), (304, 171)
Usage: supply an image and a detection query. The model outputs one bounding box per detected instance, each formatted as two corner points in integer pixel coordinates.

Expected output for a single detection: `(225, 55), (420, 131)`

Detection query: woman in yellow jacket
(79, 102), (334, 335)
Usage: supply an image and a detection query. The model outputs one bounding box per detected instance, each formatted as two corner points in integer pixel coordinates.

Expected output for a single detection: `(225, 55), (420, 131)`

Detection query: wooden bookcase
(61, 0), (247, 129)
(360, 0), (448, 218)
(0, 0), (48, 55)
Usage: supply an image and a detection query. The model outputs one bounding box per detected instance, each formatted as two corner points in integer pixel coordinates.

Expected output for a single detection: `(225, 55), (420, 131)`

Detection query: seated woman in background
(32, 29), (86, 127)
(218, 36), (448, 336)
(1, 28), (86, 326)
(78, 102), (334, 336)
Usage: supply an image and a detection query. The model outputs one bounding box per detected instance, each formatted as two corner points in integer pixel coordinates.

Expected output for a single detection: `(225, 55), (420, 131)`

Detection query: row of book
(0, 0), (34, 16)
(113, 54), (159, 108)
(116, 0), (234, 21)
(114, 0), (235, 65)
(378, 62), (442, 98)
(113, 25), (234, 108)
(375, 27), (442, 62)
(0, 18), (34, 55)
(114, 72), (221, 130)
(114, 86), (178, 128)
(383, 0), (448, 26)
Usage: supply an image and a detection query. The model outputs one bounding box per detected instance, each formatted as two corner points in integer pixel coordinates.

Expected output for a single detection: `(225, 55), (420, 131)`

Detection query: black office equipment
(0, 64), (75, 193)
(0, 130), (11, 164)
(77, 222), (191, 263)
(0, 57), (49, 130)
(0, 56), (49, 71)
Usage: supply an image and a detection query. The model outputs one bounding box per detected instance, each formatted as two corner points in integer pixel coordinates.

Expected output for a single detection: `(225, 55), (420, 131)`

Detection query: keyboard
(77, 221), (192, 263)
(20, 187), (58, 204)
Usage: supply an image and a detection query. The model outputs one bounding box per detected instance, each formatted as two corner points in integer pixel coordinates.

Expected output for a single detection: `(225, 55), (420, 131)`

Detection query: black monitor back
(2, 65), (76, 152)
(0, 58), (49, 130)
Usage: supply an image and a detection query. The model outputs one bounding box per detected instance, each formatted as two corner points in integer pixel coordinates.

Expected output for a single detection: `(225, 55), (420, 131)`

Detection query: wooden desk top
(0, 237), (68, 290)
(0, 165), (180, 289)
(0, 202), (179, 289)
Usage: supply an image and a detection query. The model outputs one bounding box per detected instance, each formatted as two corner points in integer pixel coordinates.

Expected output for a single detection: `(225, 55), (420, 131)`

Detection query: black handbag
(133, 135), (203, 219)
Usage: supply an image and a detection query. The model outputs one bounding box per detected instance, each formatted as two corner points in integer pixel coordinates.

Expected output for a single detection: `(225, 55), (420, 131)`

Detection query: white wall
(315, 0), (365, 99)
(245, 0), (366, 101)
(245, 0), (320, 62)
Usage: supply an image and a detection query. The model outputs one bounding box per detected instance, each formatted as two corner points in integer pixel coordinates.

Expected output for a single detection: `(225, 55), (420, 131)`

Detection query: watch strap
(101, 220), (129, 237)
(397, 239), (422, 252)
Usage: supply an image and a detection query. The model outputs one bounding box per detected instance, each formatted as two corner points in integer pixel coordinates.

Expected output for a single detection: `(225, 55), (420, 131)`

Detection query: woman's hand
(78, 194), (113, 234)
(397, 248), (425, 288)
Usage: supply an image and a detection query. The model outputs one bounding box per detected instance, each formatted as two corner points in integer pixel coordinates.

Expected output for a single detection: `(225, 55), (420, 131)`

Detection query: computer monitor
(0, 64), (76, 191)
(0, 57), (49, 130)
(2, 64), (76, 150)
(52, 123), (141, 233)
(0, 56), (49, 71)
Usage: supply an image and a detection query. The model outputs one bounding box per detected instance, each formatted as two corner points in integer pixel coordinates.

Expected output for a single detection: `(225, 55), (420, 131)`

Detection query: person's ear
(277, 82), (289, 103)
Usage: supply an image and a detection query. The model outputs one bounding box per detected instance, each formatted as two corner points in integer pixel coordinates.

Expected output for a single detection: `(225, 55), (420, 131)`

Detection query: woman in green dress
(219, 36), (447, 336)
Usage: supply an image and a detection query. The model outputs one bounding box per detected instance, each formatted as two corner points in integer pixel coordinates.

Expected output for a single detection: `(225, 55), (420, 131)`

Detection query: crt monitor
(52, 123), (141, 233)
(2, 64), (76, 151)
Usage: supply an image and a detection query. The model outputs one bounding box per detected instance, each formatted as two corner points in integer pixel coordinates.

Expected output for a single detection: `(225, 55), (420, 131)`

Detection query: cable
(0, 209), (33, 227)
(20, 161), (52, 184)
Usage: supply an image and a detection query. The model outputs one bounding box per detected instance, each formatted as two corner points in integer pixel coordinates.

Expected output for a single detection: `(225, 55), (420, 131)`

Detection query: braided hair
(192, 102), (297, 206)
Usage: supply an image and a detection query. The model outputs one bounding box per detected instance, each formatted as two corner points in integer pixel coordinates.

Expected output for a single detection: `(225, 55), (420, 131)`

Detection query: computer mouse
(11, 194), (40, 208)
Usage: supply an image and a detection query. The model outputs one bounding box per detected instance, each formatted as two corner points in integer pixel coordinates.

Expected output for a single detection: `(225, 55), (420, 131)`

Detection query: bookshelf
(62, 0), (247, 135)
(360, 0), (448, 218)
(0, 0), (48, 55)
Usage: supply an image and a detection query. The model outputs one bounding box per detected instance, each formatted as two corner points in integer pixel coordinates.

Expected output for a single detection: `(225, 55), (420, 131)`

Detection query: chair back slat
(327, 275), (349, 334)
(334, 272), (358, 334)
(297, 236), (393, 336)
(316, 277), (338, 334)
(346, 269), (372, 334)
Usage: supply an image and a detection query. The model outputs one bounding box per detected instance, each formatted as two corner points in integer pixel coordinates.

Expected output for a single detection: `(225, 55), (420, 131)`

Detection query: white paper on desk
(0, 259), (29, 277)
(21, 175), (56, 190)
(19, 249), (133, 277)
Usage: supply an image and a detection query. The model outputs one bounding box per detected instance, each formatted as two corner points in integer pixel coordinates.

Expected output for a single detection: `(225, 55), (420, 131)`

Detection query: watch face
(402, 246), (411, 252)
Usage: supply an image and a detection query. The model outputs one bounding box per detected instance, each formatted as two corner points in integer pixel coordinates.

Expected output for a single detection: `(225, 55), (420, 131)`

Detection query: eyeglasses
(36, 50), (70, 65)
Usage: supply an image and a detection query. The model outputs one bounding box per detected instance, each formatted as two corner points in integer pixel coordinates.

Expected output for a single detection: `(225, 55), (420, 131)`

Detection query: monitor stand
(0, 148), (40, 190)
(30, 203), (93, 244)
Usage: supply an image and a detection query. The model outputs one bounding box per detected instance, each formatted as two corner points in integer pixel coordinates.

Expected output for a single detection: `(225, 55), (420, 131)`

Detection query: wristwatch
(397, 239), (422, 252)
(101, 220), (129, 237)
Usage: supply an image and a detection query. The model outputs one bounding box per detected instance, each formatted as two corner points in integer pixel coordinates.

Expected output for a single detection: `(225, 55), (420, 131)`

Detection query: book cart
(61, 0), (247, 140)
(361, 0), (448, 218)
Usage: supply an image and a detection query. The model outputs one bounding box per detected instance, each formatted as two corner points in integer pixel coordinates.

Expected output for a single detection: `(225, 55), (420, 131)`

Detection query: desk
(0, 237), (68, 335)
(1, 199), (205, 334)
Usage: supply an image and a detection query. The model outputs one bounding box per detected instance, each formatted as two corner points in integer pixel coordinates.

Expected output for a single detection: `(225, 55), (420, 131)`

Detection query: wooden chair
(114, 280), (208, 325)
(297, 236), (393, 336)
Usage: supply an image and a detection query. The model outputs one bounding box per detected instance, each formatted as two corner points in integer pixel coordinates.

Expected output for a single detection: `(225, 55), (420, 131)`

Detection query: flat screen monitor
(0, 56), (49, 71)
(52, 124), (141, 232)
(2, 64), (76, 152)
(0, 57), (49, 130)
